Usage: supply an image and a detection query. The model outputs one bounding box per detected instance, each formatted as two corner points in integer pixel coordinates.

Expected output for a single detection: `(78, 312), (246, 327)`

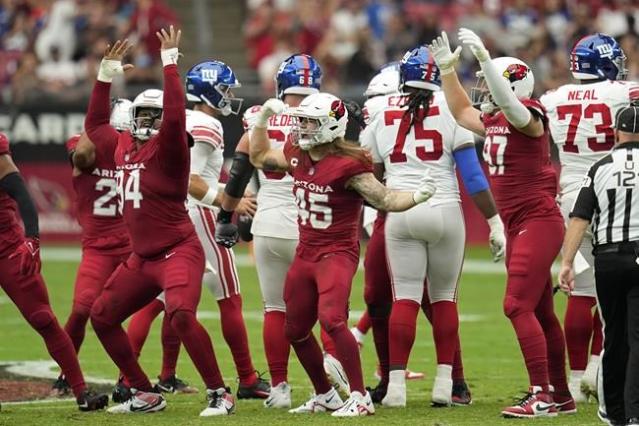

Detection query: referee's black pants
(595, 247), (639, 423)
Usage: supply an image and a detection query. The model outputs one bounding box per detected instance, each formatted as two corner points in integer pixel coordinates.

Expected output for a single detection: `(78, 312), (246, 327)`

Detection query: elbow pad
(453, 146), (489, 195)
(225, 152), (255, 198)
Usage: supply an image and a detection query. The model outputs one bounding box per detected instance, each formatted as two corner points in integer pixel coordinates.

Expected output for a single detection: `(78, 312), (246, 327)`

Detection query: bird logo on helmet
(130, 89), (163, 141)
(290, 92), (348, 151)
(275, 54), (322, 99)
(185, 60), (243, 116)
(471, 57), (535, 114)
(570, 33), (627, 81)
(400, 46), (441, 92)
(502, 64), (530, 83)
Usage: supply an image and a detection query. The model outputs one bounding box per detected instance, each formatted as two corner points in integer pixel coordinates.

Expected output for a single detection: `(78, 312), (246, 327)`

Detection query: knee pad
(318, 312), (346, 335)
(90, 297), (113, 330)
(71, 302), (92, 320)
(284, 322), (310, 343)
(367, 302), (391, 319)
(503, 295), (526, 319)
(28, 309), (55, 331)
(168, 309), (196, 333)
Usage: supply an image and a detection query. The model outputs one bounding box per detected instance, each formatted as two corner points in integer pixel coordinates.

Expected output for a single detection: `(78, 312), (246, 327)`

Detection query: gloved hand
(9, 237), (41, 276)
(458, 28), (491, 63)
(255, 99), (286, 128)
(487, 214), (506, 262)
(428, 31), (462, 75)
(412, 170), (437, 204)
(215, 221), (239, 248)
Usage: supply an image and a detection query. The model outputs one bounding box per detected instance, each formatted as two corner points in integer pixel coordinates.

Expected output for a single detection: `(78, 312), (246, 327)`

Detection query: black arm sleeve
(224, 152), (255, 199)
(569, 170), (597, 221)
(0, 172), (39, 237)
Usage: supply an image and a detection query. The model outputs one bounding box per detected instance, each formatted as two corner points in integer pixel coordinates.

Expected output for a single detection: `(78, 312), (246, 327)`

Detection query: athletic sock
(218, 295), (257, 386)
(263, 310), (290, 386)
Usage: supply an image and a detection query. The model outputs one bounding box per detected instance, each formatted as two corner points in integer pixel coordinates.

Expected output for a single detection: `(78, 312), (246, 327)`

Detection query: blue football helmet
(400, 46), (441, 92)
(570, 33), (627, 81)
(185, 60), (243, 116)
(275, 54), (322, 99)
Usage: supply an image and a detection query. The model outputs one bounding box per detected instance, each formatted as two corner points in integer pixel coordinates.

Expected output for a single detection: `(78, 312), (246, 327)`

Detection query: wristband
(161, 48), (179, 66)
(97, 59), (123, 83)
(217, 208), (233, 224)
(201, 187), (216, 206)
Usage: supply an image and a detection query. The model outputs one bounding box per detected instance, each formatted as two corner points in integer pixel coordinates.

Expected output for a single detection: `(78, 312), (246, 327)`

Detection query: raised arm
(347, 171), (436, 212)
(85, 40), (133, 146)
(457, 28), (544, 138)
(248, 99), (289, 172)
(72, 132), (96, 170)
(428, 32), (485, 137)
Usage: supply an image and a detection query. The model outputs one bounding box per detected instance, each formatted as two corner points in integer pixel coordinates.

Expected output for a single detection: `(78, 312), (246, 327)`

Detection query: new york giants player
(362, 46), (505, 408)
(85, 28), (235, 416)
(540, 33), (638, 402)
(214, 55), (350, 407)
(0, 132), (108, 411)
(429, 29), (573, 418)
(249, 92), (437, 416)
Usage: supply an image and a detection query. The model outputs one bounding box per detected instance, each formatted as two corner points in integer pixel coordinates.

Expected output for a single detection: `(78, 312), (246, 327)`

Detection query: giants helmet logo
(502, 64), (529, 83)
(330, 100), (345, 120)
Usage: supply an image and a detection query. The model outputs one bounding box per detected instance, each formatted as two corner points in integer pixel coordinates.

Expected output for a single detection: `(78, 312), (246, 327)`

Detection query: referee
(560, 104), (639, 426)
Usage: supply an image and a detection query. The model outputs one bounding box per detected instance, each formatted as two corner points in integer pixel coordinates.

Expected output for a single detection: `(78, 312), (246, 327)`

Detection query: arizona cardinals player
(429, 29), (573, 417)
(85, 28), (234, 416)
(540, 33), (638, 402)
(214, 54), (350, 406)
(0, 132), (108, 411)
(248, 92), (437, 416)
(362, 46), (505, 408)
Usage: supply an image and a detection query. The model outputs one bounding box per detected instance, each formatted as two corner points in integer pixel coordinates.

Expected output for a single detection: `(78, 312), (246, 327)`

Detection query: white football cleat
(288, 387), (343, 414)
(332, 391), (375, 417)
(264, 381), (291, 408)
(107, 390), (166, 414)
(381, 381), (406, 408)
(199, 387), (235, 417)
(323, 353), (350, 399)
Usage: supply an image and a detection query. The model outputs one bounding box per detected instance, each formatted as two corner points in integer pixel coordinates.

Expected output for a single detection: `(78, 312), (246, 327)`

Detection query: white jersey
(186, 109), (224, 208)
(541, 80), (639, 194)
(360, 92), (474, 206)
(243, 105), (298, 239)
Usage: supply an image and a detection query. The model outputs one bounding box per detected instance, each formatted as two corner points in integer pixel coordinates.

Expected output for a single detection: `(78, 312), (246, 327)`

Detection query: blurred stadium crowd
(1, 0), (638, 104)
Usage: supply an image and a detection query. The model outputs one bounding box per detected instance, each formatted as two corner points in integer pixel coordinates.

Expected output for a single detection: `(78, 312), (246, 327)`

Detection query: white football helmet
(130, 89), (163, 141)
(110, 99), (132, 131)
(290, 92), (348, 151)
(364, 70), (400, 98)
(471, 56), (535, 114)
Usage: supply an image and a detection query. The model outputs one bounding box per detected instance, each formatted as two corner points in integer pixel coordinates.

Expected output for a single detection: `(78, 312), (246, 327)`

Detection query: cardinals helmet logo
(329, 100), (346, 120)
(503, 64), (529, 83)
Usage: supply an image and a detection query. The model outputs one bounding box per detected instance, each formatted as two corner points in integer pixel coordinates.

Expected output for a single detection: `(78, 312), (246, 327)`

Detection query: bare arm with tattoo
(347, 172), (421, 212)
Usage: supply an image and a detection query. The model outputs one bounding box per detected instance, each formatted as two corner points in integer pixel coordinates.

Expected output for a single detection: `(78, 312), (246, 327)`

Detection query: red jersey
(85, 65), (195, 258)
(283, 141), (373, 262)
(66, 134), (131, 254)
(0, 133), (24, 255)
(481, 99), (561, 231)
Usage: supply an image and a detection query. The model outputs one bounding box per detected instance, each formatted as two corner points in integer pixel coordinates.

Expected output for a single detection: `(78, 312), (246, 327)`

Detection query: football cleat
(431, 375), (453, 407)
(381, 380), (406, 408)
(107, 390), (166, 414)
(554, 392), (577, 415)
(237, 373), (270, 399)
(451, 380), (472, 406)
(288, 387), (343, 414)
(50, 375), (71, 397)
(77, 390), (109, 412)
(331, 391), (375, 417)
(111, 378), (132, 403)
(568, 372), (588, 403)
(323, 353), (350, 399)
(366, 383), (387, 404)
(264, 381), (291, 408)
(501, 386), (557, 418)
(156, 375), (198, 394)
(200, 387), (236, 417)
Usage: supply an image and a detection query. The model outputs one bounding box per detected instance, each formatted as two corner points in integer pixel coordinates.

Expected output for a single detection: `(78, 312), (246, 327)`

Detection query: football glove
(215, 222), (239, 248)
(458, 28), (491, 63)
(255, 99), (286, 128)
(412, 170), (437, 204)
(9, 237), (41, 276)
(428, 31), (462, 75)
(487, 215), (506, 262)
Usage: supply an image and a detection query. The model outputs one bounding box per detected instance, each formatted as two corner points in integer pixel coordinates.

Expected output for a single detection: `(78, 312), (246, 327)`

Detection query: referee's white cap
(616, 104), (639, 134)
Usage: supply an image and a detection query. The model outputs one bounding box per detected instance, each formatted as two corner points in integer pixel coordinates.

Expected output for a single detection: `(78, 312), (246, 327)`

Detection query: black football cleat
(77, 390), (109, 411)
(366, 383), (388, 404)
(156, 375), (198, 394)
(451, 380), (472, 406)
(236, 373), (270, 399)
(111, 378), (132, 403)
(50, 375), (71, 397)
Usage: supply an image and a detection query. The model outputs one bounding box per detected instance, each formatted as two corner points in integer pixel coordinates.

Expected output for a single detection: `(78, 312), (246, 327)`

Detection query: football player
(248, 92), (437, 416)
(361, 46), (505, 407)
(429, 29), (573, 417)
(540, 33), (638, 402)
(0, 132), (108, 411)
(84, 28), (234, 416)
(214, 54), (350, 406)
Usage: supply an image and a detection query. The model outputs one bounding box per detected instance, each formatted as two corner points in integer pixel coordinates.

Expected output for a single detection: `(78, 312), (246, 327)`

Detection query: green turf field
(0, 245), (602, 425)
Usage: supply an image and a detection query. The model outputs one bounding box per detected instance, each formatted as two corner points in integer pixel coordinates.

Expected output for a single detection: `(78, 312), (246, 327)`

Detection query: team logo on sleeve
(503, 64), (530, 83)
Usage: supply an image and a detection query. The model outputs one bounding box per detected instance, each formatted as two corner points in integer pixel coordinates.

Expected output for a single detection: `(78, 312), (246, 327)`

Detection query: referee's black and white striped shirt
(571, 141), (639, 245)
